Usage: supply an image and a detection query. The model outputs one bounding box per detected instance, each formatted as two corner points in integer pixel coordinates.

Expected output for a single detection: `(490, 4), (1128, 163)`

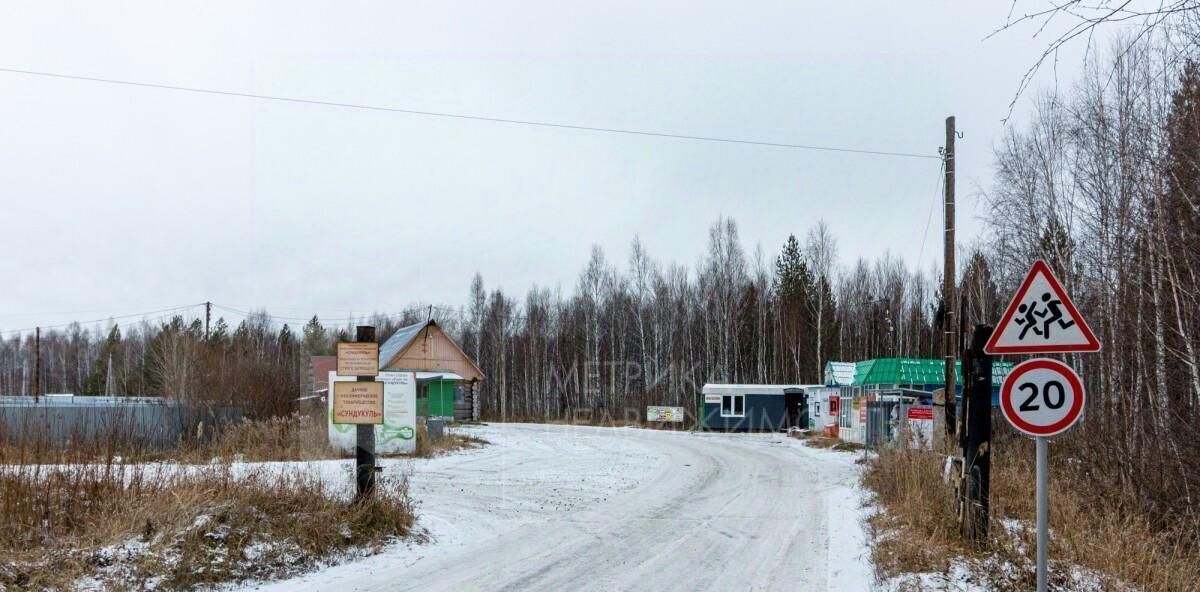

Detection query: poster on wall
(329, 371), (417, 454)
(906, 406), (934, 449)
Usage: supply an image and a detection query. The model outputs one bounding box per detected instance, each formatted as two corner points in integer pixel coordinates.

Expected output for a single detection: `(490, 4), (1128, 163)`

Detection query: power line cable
(0, 303), (205, 337)
(0, 299), (529, 341)
(915, 159), (946, 270)
(0, 67), (941, 161)
(210, 304), (413, 325)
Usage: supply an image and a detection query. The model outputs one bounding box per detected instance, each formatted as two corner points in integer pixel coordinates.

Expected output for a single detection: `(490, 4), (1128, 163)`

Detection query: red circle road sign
(1000, 358), (1086, 437)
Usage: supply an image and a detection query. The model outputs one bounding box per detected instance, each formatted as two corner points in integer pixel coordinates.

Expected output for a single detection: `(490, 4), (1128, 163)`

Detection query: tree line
(457, 219), (959, 422)
(0, 216), (952, 423)
(0, 310), (435, 418)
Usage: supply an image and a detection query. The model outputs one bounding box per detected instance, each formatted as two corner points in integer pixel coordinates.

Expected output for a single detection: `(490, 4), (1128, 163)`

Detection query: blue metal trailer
(700, 384), (822, 431)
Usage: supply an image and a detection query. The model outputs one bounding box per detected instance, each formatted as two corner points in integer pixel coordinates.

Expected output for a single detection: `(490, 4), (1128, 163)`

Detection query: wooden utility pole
(943, 116), (957, 439)
(205, 301), (212, 339)
(34, 326), (41, 402)
(355, 325), (378, 500)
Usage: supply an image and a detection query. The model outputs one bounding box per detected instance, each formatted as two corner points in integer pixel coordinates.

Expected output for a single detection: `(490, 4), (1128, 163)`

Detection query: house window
(721, 394), (744, 417)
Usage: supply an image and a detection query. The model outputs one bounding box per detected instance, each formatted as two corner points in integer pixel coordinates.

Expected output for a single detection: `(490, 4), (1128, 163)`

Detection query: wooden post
(943, 116), (957, 439)
(932, 387), (946, 440)
(355, 325), (377, 500)
(960, 324), (992, 542)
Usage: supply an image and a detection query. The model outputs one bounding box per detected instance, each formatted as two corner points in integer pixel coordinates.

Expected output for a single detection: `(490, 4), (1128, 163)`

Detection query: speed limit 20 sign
(1000, 358), (1085, 437)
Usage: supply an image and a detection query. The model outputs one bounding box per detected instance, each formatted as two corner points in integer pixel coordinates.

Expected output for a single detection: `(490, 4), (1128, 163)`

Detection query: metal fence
(0, 395), (242, 449)
(865, 399), (900, 448)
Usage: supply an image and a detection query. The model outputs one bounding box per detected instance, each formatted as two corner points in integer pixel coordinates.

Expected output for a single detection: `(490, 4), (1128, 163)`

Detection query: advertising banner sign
(647, 406), (685, 423)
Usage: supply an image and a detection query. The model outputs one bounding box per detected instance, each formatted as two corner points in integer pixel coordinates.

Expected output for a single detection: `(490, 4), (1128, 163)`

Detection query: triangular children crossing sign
(985, 259), (1101, 354)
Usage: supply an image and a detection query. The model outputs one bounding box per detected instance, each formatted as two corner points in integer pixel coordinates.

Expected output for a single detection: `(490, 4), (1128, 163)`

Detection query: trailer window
(721, 394), (744, 417)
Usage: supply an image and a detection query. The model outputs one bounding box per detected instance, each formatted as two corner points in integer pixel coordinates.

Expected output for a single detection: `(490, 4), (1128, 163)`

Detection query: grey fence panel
(866, 400), (900, 448)
(0, 396), (242, 449)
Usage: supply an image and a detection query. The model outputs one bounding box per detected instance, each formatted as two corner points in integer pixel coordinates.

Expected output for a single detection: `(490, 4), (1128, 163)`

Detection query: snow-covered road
(246, 424), (874, 592)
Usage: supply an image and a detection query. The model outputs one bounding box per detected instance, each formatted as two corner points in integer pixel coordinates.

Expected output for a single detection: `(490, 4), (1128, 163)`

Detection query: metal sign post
(1000, 358), (1085, 592)
(1036, 436), (1048, 592)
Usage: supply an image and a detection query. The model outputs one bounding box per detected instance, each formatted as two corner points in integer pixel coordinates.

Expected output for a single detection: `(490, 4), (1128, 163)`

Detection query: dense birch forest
(456, 220), (947, 422)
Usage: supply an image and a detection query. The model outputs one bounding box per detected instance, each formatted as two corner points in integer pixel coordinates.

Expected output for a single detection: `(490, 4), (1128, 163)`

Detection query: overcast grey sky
(0, 1), (1089, 332)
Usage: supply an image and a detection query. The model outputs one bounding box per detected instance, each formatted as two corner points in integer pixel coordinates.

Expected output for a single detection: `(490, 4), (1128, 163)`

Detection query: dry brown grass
(863, 446), (964, 582)
(190, 411), (341, 463)
(789, 431), (867, 452)
(0, 412), (499, 590)
(863, 430), (1200, 591)
(0, 411), (341, 466)
(2, 411), (492, 465)
(0, 459), (414, 590)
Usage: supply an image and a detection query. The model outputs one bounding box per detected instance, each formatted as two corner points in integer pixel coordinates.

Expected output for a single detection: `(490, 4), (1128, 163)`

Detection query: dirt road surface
(247, 423), (873, 592)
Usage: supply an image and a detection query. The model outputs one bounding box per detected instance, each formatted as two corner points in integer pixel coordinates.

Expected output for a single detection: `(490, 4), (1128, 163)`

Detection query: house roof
(702, 383), (824, 396)
(377, 319), (486, 380)
(853, 358), (1013, 388)
(416, 371), (464, 381)
(378, 321), (428, 368)
(824, 361), (857, 386)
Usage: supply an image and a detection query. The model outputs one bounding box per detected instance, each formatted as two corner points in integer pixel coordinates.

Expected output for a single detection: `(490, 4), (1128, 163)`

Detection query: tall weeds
(864, 427), (1200, 591)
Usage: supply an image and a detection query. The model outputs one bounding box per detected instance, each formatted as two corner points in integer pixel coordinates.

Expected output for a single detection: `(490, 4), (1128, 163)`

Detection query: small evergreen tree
(83, 324), (122, 395)
(774, 235), (816, 381)
(302, 315), (331, 356)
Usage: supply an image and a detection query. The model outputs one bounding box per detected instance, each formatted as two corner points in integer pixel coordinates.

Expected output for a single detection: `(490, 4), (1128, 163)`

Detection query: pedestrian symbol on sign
(986, 259), (1101, 355)
(1015, 292), (1077, 341)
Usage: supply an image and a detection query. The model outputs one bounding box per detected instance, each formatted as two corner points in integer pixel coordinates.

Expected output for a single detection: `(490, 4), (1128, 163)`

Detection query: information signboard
(332, 381), (384, 424)
(337, 342), (379, 377)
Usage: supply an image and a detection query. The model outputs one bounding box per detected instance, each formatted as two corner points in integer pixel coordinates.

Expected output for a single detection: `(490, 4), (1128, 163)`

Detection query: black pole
(355, 325), (377, 500)
(960, 324), (993, 542)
